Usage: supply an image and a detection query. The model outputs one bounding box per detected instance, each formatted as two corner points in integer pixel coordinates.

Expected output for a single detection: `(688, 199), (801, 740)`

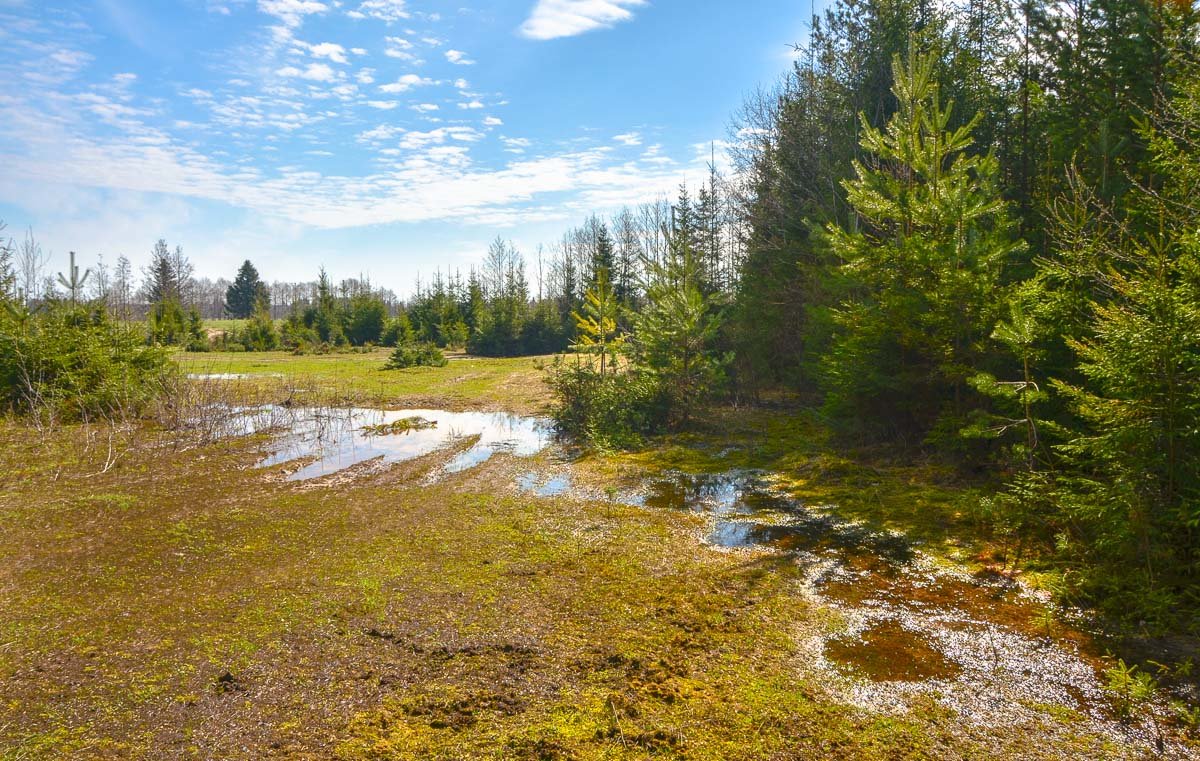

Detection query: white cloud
(383, 36), (420, 61)
(458, 100), (484, 110)
(366, 100), (400, 110)
(307, 42), (348, 64)
(453, 78), (469, 90)
(358, 124), (405, 142)
(379, 74), (434, 93)
(519, 0), (646, 40)
(348, 0), (408, 22)
(483, 116), (503, 126)
(412, 103), (439, 112)
(259, 0), (328, 27)
(276, 62), (340, 82)
(444, 49), (475, 65)
(396, 126), (483, 150)
(613, 131), (641, 146)
(502, 136), (531, 153)
(355, 68), (376, 84)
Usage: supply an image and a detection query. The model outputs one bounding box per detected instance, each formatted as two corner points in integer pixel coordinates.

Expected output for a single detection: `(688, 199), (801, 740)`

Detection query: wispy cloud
(347, 0), (409, 22)
(276, 62), (340, 82)
(519, 0), (646, 40)
(444, 49), (475, 65)
(258, 0), (328, 28)
(378, 73), (434, 93)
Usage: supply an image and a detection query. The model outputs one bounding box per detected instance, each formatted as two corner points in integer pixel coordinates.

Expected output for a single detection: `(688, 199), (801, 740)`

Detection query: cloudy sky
(0, 0), (811, 291)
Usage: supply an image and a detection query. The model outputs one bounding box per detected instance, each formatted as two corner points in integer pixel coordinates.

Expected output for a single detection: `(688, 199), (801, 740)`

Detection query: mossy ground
(0, 355), (1184, 758)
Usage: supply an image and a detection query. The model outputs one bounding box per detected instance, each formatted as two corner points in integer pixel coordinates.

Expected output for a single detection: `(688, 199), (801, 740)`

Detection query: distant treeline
(2, 183), (741, 357)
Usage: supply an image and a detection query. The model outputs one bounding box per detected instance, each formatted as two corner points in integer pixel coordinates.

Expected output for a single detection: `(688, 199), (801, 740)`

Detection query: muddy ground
(0, 358), (1196, 759)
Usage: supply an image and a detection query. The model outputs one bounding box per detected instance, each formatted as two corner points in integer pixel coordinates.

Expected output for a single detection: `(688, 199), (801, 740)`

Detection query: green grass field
(177, 350), (551, 413)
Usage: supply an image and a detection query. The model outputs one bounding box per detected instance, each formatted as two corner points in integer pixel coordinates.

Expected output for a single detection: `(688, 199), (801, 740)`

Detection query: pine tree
(822, 48), (1025, 441)
(0, 223), (16, 303)
(571, 267), (623, 375)
(591, 223), (616, 287)
(225, 260), (266, 319)
(144, 239), (178, 305)
(633, 230), (729, 425)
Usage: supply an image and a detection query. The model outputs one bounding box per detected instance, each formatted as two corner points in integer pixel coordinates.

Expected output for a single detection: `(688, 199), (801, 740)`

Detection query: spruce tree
(633, 232), (729, 425)
(225, 260), (266, 319)
(822, 48), (1025, 441)
(591, 223), (616, 287)
(145, 239), (178, 305)
(571, 267), (623, 375)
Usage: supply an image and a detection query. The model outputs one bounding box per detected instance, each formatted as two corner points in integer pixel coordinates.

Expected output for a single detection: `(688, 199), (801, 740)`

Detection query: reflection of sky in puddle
(241, 408), (552, 481)
(187, 373), (281, 380)
(516, 473), (573, 497)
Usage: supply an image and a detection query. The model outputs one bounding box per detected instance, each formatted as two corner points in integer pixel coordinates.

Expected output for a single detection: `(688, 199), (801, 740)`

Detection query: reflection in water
(516, 473), (573, 497)
(221, 407), (552, 481)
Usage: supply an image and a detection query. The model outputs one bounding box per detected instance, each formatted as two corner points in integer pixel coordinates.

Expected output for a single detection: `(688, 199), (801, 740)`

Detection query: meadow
(1, 351), (1192, 759)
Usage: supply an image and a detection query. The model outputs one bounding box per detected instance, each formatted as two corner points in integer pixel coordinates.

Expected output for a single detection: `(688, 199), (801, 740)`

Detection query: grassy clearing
(200, 319), (254, 333)
(0, 354), (1184, 758)
(176, 350), (551, 413)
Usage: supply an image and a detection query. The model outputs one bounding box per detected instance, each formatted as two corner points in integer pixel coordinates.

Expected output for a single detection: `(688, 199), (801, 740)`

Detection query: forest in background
(2, 0), (1199, 631)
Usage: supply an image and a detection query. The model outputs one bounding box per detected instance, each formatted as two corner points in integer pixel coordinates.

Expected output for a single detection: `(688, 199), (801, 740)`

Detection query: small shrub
(384, 342), (447, 369)
(546, 357), (669, 449)
(0, 303), (174, 419)
(234, 304), (279, 352)
(382, 314), (415, 347)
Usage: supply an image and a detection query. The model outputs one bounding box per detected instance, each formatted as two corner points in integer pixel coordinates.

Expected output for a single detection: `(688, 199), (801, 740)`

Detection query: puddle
(517, 473), (573, 497)
(219, 407), (553, 482)
(626, 470), (912, 561)
(187, 373), (280, 380)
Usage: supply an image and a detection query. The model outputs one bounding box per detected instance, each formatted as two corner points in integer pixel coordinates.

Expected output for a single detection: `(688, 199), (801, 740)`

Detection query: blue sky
(0, 0), (813, 291)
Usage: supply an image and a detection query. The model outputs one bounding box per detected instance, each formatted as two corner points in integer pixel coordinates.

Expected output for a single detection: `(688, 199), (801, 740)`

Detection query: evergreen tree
(144, 239), (179, 305)
(225, 260), (266, 319)
(571, 267), (623, 375)
(591, 222), (616, 287)
(305, 267), (344, 345)
(821, 48), (1025, 442)
(345, 293), (387, 346)
(0, 223), (17, 303)
(633, 231), (729, 425)
(240, 291), (279, 351)
(695, 177), (722, 292)
(1022, 76), (1200, 617)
